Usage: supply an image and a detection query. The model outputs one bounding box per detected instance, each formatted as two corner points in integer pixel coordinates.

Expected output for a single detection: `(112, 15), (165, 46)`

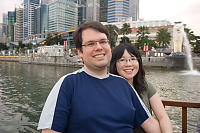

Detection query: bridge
(23, 29), (75, 45)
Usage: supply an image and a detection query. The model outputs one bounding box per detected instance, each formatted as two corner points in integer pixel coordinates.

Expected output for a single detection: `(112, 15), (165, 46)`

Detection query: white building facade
(23, 0), (40, 38)
(15, 8), (24, 42)
(103, 19), (174, 45)
(37, 45), (64, 56)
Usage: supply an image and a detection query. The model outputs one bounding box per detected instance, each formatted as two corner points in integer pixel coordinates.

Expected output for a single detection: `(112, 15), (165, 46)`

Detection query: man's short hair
(73, 21), (110, 51)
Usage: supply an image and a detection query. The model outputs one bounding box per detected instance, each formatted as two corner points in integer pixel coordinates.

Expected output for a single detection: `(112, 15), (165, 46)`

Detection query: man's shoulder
(109, 73), (126, 81)
(108, 73), (131, 85)
(62, 68), (85, 79)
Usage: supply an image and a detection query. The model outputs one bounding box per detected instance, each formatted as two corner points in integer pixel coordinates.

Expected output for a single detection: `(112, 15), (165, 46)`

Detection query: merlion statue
(173, 22), (184, 52)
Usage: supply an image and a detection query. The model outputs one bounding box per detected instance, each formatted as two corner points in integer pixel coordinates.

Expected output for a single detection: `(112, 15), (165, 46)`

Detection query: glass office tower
(107, 0), (139, 23)
(48, 0), (78, 32)
(8, 11), (16, 42)
(23, 0), (40, 38)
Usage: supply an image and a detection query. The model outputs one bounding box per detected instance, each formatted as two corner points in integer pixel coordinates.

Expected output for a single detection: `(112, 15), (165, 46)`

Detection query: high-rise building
(2, 13), (8, 25)
(107, 0), (129, 23)
(77, 0), (86, 24)
(48, 0), (78, 33)
(129, 0), (139, 21)
(0, 24), (3, 43)
(86, 0), (100, 21)
(107, 0), (139, 23)
(8, 11), (16, 42)
(99, 0), (107, 22)
(0, 23), (8, 43)
(41, 0), (51, 5)
(2, 13), (8, 42)
(35, 4), (49, 35)
(23, 0), (40, 38)
(15, 8), (24, 42)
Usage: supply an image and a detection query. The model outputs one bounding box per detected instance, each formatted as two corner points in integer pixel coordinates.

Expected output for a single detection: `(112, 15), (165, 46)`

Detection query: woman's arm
(141, 116), (161, 133)
(150, 92), (173, 133)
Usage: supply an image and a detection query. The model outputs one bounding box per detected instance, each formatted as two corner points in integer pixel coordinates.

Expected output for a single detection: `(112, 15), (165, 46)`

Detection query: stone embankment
(142, 56), (200, 69)
(1, 55), (200, 69)
(0, 55), (83, 68)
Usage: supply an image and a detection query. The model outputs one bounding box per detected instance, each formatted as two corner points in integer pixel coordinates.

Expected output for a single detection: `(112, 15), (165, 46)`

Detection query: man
(37, 21), (161, 133)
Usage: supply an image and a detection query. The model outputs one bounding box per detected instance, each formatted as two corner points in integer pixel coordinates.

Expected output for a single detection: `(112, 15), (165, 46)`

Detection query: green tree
(156, 28), (171, 54)
(55, 35), (64, 45)
(0, 43), (8, 50)
(184, 28), (195, 42)
(44, 33), (54, 46)
(18, 40), (25, 48)
(192, 36), (200, 54)
(136, 26), (150, 50)
(184, 28), (200, 54)
(156, 28), (171, 48)
(105, 24), (118, 49)
(15, 41), (25, 53)
(44, 33), (64, 46)
(26, 43), (33, 49)
(120, 23), (132, 43)
(148, 39), (157, 49)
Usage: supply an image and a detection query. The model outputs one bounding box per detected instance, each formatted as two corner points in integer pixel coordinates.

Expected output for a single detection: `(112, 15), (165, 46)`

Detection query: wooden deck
(162, 100), (200, 133)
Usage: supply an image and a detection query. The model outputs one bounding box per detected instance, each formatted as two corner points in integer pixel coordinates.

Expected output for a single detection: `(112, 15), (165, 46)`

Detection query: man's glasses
(82, 39), (109, 48)
(118, 57), (138, 65)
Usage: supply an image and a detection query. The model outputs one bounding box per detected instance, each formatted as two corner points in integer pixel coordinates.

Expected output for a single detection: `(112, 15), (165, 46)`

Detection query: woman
(110, 43), (172, 133)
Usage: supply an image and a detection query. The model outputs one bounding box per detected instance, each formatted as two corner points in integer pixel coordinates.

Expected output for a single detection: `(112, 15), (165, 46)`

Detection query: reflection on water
(145, 67), (200, 132)
(0, 62), (77, 133)
(0, 62), (199, 132)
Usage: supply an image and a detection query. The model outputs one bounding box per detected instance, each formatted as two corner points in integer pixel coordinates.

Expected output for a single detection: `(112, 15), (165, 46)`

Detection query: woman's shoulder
(144, 80), (157, 98)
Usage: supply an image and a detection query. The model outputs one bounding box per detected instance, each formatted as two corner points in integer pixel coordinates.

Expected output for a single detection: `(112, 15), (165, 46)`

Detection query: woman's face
(116, 49), (139, 83)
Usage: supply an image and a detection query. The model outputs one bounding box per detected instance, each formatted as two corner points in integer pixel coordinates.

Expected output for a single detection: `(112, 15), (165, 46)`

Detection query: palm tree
(156, 28), (171, 54)
(192, 36), (200, 54)
(105, 24), (119, 49)
(120, 23), (132, 43)
(184, 28), (195, 42)
(136, 26), (150, 50)
(120, 23), (132, 35)
(185, 28), (200, 54)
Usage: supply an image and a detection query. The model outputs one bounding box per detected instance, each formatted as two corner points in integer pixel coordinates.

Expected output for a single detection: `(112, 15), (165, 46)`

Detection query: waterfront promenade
(0, 54), (83, 68)
(1, 55), (200, 69)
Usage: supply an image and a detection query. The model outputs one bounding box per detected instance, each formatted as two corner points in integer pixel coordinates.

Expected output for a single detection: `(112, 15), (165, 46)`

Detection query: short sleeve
(37, 75), (73, 132)
(146, 81), (157, 99)
(130, 85), (151, 128)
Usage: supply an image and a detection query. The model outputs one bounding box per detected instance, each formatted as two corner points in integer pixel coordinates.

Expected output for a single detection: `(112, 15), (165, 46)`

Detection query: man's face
(78, 28), (112, 74)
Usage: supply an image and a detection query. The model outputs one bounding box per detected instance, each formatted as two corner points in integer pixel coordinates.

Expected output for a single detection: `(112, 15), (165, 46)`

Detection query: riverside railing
(162, 100), (200, 133)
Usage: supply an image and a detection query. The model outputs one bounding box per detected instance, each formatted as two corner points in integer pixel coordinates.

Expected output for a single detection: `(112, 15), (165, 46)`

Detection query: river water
(0, 62), (199, 133)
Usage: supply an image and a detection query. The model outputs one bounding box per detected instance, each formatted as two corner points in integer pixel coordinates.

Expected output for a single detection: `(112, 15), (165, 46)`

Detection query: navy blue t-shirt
(38, 68), (150, 133)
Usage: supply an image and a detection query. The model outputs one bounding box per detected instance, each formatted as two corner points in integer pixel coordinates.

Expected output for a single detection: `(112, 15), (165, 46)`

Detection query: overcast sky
(140, 0), (200, 35)
(0, 0), (200, 35)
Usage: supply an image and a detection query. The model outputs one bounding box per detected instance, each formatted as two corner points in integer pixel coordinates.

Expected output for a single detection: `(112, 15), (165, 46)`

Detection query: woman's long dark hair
(110, 43), (146, 94)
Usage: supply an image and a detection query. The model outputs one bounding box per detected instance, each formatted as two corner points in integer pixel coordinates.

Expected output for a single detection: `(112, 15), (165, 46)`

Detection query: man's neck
(84, 66), (108, 77)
